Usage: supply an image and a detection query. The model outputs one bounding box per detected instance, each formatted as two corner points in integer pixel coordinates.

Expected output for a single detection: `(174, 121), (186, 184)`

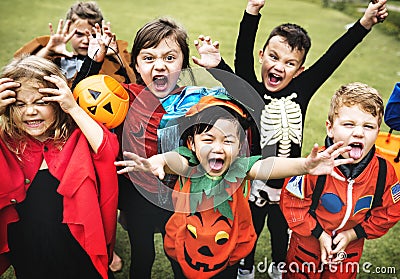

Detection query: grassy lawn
(1, 0), (399, 278)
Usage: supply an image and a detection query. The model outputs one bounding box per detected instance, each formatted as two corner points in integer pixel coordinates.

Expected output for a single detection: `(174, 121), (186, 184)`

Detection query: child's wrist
(245, 5), (261, 15)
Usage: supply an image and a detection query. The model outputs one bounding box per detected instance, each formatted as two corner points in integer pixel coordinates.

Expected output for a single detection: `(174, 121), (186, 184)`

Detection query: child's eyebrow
(224, 134), (237, 138)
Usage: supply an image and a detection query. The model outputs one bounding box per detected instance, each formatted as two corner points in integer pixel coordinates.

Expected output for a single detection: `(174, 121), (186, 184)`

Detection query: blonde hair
(328, 82), (384, 126)
(0, 55), (76, 157)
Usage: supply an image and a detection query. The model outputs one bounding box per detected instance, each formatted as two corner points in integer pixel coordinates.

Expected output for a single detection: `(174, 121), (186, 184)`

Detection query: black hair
(263, 23), (311, 65)
(181, 105), (252, 146)
(130, 17), (192, 86)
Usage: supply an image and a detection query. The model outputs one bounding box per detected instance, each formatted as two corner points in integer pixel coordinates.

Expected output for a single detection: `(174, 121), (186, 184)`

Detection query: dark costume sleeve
(384, 82), (400, 131)
(234, 11), (262, 90)
(298, 20), (370, 99)
(71, 58), (103, 90)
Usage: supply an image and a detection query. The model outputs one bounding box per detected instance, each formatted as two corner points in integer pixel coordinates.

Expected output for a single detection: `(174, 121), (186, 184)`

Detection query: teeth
(350, 143), (362, 148)
(26, 120), (41, 125)
(154, 76), (166, 81)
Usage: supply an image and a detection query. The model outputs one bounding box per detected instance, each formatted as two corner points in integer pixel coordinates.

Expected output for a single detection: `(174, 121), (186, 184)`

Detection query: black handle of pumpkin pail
(389, 129), (400, 163)
(386, 128), (393, 143)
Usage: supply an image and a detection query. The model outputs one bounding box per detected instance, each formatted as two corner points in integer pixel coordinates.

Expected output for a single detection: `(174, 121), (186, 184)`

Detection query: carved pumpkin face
(73, 74), (129, 129)
(164, 182), (256, 278)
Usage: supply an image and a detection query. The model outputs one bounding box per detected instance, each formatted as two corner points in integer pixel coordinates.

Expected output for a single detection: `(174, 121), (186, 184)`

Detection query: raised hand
(0, 78), (19, 115)
(103, 21), (118, 56)
(40, 19), (77, 58)
(86, 21), (114, 62)
(192, 35), (221, 69)
(304, 142), (354, 181)
(39, 75), (77, 113)
(246, 0), (265, 15)
(361, 0), (388, 29)
(115, 152), (167, 179)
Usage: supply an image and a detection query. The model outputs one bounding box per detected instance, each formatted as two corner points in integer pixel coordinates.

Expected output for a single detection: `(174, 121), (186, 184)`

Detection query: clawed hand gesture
(41, 19), (77, 58)
(192, 35), (221, 69)
(85, 21), (115, 62)
(115, 152), (167, 179)
(304, 142), (354, 181)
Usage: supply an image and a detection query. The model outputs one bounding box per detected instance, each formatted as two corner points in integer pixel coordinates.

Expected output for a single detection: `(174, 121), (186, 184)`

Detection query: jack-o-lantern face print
(183, 211), (232, 273)
(164, 179), (257, 278)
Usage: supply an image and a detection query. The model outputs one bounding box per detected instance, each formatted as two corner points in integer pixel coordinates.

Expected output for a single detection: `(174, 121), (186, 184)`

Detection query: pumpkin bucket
(375, 129), (400, 180)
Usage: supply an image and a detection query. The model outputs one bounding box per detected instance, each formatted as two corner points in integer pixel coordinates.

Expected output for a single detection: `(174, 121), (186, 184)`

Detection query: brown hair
(0, 55), (76, 157)
(130, 17), (193, 85)
(328, 82), (384, 126)
(66, 1), (103, 27)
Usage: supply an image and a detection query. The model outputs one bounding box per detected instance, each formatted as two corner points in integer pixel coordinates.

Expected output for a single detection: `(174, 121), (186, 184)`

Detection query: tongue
(209, 159), (223, 171)
(349, 146), (362, 160)
(154, 77), (167, 90)
(270, 76), (279, 83)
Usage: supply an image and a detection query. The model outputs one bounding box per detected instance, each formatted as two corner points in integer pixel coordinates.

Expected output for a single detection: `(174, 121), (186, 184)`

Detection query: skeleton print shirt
(216, 12), (370, 188)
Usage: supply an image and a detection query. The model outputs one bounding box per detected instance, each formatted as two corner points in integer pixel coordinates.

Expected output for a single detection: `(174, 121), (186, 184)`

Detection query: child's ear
(186, 136), (195, 152)
(293, 66), (305, 78)
(326, 119), (333, 138)
(135, 63), (141, 74)
(258, 49), (264, 64)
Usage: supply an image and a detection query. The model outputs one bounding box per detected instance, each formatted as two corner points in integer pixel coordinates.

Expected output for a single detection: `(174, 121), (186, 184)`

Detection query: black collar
(325, 136), (375, 179)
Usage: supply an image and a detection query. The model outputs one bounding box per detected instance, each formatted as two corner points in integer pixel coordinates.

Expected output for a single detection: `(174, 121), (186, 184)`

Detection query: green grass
(1, 0), (400, 278)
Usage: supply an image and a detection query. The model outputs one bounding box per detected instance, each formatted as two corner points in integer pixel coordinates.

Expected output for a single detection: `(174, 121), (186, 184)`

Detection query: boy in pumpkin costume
(115, 94), (353, 278)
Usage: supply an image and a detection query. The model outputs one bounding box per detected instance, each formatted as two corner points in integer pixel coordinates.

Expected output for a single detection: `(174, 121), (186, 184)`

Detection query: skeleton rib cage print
(260, 93), (302, 157)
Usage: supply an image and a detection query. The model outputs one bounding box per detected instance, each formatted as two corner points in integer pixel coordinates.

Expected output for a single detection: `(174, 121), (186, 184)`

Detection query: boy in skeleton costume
(192, 1), (388, 277)
(281, 82), (400, 278)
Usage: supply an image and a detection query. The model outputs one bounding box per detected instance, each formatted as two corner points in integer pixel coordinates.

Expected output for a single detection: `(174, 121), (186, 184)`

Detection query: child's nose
(25, 104), (38, 115)
(154, 58), (166, 70)
(274, 61), (285, 71)
(82, 35), (89, 44)
(352, 126), (364, 137)
(212, 142), (224, 153)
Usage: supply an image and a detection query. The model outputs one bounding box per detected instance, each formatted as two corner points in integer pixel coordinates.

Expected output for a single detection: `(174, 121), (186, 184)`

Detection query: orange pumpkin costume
(164, 149), (260, 278)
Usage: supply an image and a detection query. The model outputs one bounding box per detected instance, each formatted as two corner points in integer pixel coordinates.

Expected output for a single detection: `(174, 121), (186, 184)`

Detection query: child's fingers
(334, 158), (354, 167)
(43, 75), (68, 89)
(330, 145), (352, 159)
(154, 166), (165, 180)
(48, 22), (54, 35)
(56, 19), (63, 34)
(320, 248), (328, 264)
(123, 151), (141, 161)
(308, 143), (320, 159)
(330, 171), (345, 182)
(65, 28), (77, 42)
(192, 56), (201, 66)
(114, 160), (126, 167)
(63, 19), (72, 34)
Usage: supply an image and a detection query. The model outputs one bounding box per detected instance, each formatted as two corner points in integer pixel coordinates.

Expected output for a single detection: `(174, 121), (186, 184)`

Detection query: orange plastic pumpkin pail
(375, 131), (400, 180)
